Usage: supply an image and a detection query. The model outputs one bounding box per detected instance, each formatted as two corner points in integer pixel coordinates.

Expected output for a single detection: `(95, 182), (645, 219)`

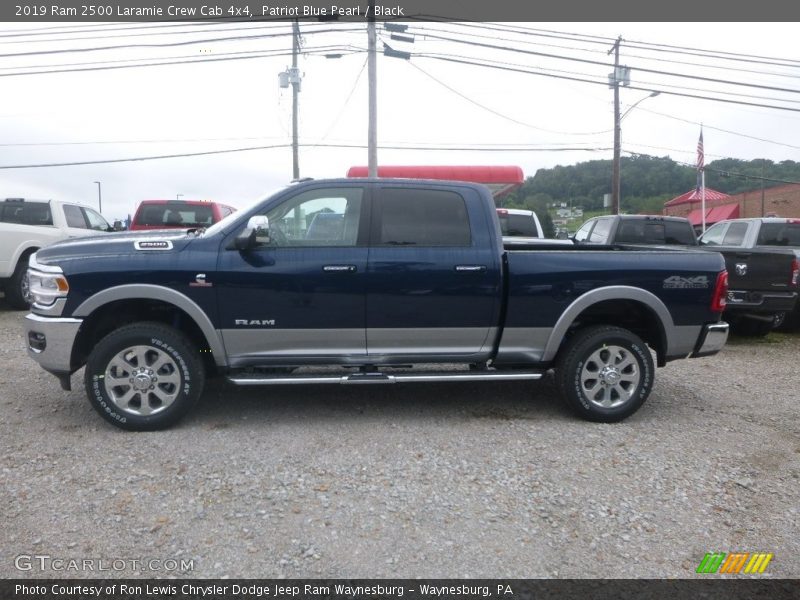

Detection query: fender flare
(73, 284), (227, 366)
(540, 285), (673, 362)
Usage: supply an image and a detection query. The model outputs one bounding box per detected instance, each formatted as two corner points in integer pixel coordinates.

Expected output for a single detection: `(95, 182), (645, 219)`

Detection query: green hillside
(501, 156), (800, 236)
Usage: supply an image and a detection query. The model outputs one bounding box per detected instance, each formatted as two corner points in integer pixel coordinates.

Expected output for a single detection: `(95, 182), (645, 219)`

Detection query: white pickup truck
(0, 198), (111, 309)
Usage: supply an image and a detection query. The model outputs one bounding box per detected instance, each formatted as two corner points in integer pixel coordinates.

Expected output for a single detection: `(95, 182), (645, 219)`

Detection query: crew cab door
(216, 184), (369, 365)
(365, 184), (502, 359)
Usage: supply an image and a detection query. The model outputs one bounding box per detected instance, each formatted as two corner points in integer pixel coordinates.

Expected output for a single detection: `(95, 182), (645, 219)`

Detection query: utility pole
(367, 1), (377, 177)
(609, 36), (622, 215)
(291, 19), (300, 180)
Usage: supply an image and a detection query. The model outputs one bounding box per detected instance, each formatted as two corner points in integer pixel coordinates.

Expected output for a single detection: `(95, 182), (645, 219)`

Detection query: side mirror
(234, 215), (270, 250)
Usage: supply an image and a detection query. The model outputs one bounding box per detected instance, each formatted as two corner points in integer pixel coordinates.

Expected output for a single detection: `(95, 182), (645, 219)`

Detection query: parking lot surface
(1, 305), (798, 578)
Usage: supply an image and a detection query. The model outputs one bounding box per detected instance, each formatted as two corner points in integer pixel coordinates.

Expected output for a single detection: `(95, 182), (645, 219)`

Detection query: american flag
(697, 129), (704, 171)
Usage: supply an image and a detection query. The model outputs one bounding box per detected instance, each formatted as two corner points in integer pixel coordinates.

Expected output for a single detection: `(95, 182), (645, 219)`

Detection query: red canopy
(687, 203), (739, 226)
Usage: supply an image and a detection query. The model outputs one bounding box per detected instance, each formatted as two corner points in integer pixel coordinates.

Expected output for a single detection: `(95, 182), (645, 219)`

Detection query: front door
(216, 185), (369, 366)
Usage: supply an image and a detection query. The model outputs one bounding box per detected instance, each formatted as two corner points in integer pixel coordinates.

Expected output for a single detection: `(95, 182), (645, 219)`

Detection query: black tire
(776, 308), (800, 333)
(556, 325), (654, 423)
(6, 254), (32, 310)
(731, 317), (773, 338)
(84, 322), (205, 431)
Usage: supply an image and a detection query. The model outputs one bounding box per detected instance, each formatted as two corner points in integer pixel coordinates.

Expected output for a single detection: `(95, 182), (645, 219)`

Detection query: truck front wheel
(6, 255), (32, 309)
(556, 325), (654, 422)
(84, 322), (205, 431)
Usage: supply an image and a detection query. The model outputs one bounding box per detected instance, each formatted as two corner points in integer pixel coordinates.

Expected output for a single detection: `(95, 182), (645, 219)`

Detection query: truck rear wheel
(84, 322), (205, 431)
(556, 325), (654, 422)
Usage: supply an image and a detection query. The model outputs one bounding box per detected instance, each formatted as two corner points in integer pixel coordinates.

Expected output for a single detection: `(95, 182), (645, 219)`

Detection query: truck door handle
(455, 265), (487, 272)
(323, 264), (357, 273)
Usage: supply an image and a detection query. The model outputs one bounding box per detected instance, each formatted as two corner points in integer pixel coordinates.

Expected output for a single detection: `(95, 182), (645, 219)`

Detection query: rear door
(365, 184), (502, 359)
(216, 184), (369, 365)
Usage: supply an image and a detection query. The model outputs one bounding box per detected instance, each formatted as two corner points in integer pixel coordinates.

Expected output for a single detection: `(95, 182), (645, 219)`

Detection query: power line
(0, 142), (613, 169)
(415, 53), (800, 114)
(0, 45), (367, 78)
(0, 26), (364, 59)
(405, 27), (800, 97)
(431, 22), (800, 82)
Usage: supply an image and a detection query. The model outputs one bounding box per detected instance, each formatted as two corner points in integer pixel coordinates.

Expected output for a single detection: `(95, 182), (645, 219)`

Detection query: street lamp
(612, 91), (660, 214)
(93, 181), (102, 214)
(176, 194), (183, 201)
(621, 91), (660, 122)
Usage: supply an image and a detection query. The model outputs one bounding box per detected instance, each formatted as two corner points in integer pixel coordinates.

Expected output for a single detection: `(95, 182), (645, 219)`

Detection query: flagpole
(697, 126), (705, 233)
(701, 170), (706, 233)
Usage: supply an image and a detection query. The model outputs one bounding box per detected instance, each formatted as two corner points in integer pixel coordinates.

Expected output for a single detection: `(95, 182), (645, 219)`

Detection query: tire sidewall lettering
(85, 324), (204, 430)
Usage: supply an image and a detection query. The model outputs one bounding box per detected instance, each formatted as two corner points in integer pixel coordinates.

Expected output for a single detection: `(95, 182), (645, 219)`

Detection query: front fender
(73, 284), (227, 367)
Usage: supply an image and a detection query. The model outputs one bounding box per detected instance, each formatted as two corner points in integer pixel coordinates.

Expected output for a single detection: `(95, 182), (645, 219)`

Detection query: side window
(82, 207), (110, 231)
(574, 220), (595, 242)
(265, 187), (363, 247)
(722, 222), (748, 246)
(377, 188), (471, 247)
(63, 204), (88, 228)
(24, 202), (53, 226)
(699, 222), (727, 246)
(615, 220), (649, 243)
(588, 218), (612, 243)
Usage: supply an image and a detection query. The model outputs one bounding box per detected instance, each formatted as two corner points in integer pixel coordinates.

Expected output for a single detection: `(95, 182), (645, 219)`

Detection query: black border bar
(2, 579), (799, 600)
(4, 0), (800, 22)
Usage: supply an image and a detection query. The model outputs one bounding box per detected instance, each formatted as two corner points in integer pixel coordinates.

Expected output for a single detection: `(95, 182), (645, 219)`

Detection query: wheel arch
(72, 285), (226, 372)
(542, 286), (671, 367)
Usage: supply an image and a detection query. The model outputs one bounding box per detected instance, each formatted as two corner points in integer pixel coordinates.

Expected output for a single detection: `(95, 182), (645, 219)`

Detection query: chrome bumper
(692, 322), (729, 358)
(24, 313), (82, 375)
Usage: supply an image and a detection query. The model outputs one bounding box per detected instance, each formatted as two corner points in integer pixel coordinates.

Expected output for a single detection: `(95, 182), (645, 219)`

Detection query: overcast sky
(1, 20), (799, 221)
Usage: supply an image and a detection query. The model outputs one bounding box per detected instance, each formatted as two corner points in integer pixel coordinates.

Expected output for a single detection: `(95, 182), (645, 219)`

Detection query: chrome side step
(227, 370), (544, 386)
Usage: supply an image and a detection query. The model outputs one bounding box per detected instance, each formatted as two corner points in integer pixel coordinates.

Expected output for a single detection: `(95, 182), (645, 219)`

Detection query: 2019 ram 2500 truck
(24, 179), (729, 431)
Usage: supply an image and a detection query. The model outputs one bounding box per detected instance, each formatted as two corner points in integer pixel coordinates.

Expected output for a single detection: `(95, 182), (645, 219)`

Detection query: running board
(227, 370), (545, 386)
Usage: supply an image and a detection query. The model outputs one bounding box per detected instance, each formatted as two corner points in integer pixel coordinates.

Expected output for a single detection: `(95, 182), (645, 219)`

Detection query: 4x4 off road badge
(663, 275), (709, 289)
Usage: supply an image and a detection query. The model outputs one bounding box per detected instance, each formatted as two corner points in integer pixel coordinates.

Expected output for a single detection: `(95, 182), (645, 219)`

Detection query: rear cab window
(498, 212), (539, 238)
(375, 188), (471, 246)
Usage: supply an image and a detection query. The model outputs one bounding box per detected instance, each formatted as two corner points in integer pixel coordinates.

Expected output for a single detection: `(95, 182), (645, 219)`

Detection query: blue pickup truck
(24, 179), (730, 430)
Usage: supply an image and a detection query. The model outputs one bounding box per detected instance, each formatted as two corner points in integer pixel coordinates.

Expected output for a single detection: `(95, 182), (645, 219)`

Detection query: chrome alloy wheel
(580, 344), (641, 408)
(104, 345), (182, 416)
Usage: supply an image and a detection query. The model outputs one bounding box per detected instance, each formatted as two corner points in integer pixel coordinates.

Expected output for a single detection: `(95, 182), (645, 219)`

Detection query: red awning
(707, 204), (739, 222)
(687, 203), (739, 226)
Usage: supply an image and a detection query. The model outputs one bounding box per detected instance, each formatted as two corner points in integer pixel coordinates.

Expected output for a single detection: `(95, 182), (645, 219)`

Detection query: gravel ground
(1, 303), (798, 579)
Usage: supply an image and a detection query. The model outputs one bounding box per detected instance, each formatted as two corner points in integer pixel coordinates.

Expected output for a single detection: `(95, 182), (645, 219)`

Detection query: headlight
(27, 257), (69, 307)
